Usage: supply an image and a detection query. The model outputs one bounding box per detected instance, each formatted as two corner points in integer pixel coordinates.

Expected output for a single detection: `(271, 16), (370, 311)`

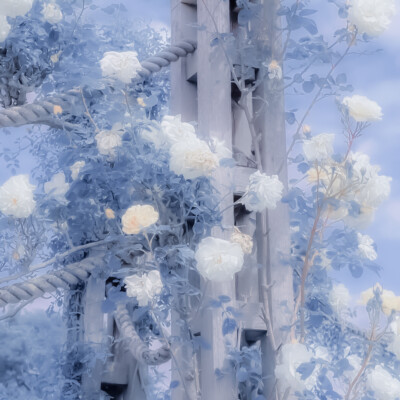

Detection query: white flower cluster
(124, 270), (163, 307)
(275, 343), (315, 393)
(194, 237), (244, 281)
(95, 128), (124, 157)
(42, 2), (63, 24)
(240, 171), (284, 212)
(357, 232), (377, 261)
(329, 283), (351, 315)
(360, 283), (400, 315)
(342, 95), (382, 122)
(70, 161), (85, 180)
(141, 115), (230, 180)
(267, 60), (283, 80)
(388, 317), (400, 359)
(0, 0), (34, 42)
(303, 133), (335, 162)
(366, 365), (400, 400)
(100, 51), (142, 84)
(121, 204), (159, 235)
(0, 175), (36, 218)
(348, 0), (396, 37)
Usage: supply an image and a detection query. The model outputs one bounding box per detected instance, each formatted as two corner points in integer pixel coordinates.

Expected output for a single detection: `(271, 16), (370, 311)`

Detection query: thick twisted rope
(0, 40), (197, 130)
(114, 303), (171, 366)
(0, 256), (100, 308)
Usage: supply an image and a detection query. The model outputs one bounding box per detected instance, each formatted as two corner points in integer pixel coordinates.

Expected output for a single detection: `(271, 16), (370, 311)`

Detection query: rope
(0, 40), (197, 130)
(114, 303), (171, 366)
(0, 256), (100, 308)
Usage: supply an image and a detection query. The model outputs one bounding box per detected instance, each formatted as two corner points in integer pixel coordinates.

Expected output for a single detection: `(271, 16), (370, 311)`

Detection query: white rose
(100, 51), (142, 84)
(275, 343), (314, 393)
(357, 232), (377, 261)
(303, 133), (335, 162)
(121, 204), (159, 235)
(366, 365), (400, 400)
(124, 270), (163, 307)
(388, 317), (400, 359)
(161, 115), (197, 147)
(95, 129), (123, 157)
(0, 174), (36, 218)
(194, 237), (244, 281)
(0, 16), (10, 42)
(329, 283), (351, 314)
(342, 95), (382, 122)
(0, 0), (33, 18)
(44, 172), (69, 203)
(230, 227), (253, 255)
(42, 3), (63, 24)
(348, 0), (396, 36)
(70, 161), (85, 180)
(241, 171), (284, 212)
(169, 138), (218, 180)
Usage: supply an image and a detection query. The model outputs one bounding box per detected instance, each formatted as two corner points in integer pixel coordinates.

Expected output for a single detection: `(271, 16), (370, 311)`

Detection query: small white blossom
(169, 138), (218, 180)
(0, 175), (36, 218)
(275, 343), (314, 393)
(194, 237), (244, 282)
(161, 115), (197, 147)
(348, 0), (396, 36)
(0, 16), (10, 42)
(44, 172), (69, 203)
(95, 129), (123, 157)
(388, 317), (400, 359)
(0, 0), (33, 18)
(342, 95), (382, 122)
(241, 171), (284, 212)
(357, 232), (377, 260)
(210, 137), (232, 161)
(303, 133), (335, 162)
(121, 204), (159, 235)
(267, 60), (283, 80)
(366, 365), (400, 400)
(230, 227), (253, 255)
(100, 51), (142, 84)
(42, 3), (63, 24)
(70, 161), (85, 180)
(329, 283), (351, 314)
(124, 270), (163, 307)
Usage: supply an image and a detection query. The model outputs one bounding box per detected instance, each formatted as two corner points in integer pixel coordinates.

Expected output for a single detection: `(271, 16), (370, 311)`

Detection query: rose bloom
(161, 115), (197, 147)
(0, 0), (33, 18)
(124, 270), (163, 307)
(303, 133), (335, 162)
(0, 174), (36, 218)
(105, 208), (115, 219)
(194, 237), (244, 281)
(42, 3), (63, 24)
(122, 204), (159, 235)
(95, 129), (123, 157)
(342, 95), (382, 122)
(0, 16), (10, 42)
(230, 227), (253, 255)
(140, 123), (167, 150)
(348, 0), (396, 36)
(275, 343), (314, 393)
(100, 51), (142, 84)
(169, 138), (218, 180)
(360, 283), (400, 315)
(366, 365), (400, 400)
(329, 283), (351, 315)
(70, 161), (85, 180)
(241, 171), (284, 212)
(357, 232), (377, 261)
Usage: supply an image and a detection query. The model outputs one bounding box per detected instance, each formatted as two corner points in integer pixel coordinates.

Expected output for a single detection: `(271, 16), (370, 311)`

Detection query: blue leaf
(222, 318), (237, 335)
(219, 295), (231, 303)
(170, 380), (180, 389)
(303, 80), (315, 93)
